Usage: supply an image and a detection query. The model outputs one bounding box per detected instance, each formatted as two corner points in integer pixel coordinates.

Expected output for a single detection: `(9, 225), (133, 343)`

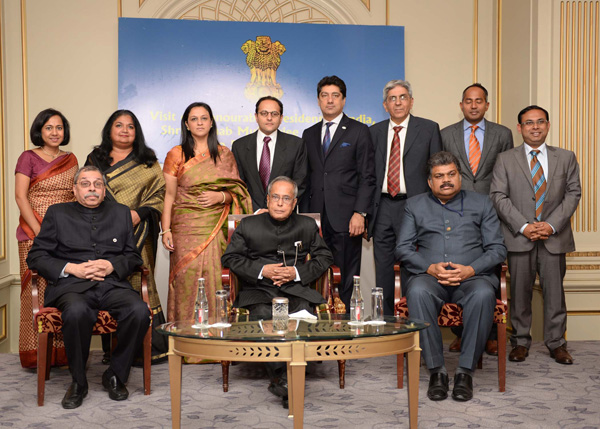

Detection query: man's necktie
(322, 122), (334, 155)
(259, 136), (271, 190)
(387, 126), (403, 197)
(468, 125), (481, 175)
(530, 149), (547, 220)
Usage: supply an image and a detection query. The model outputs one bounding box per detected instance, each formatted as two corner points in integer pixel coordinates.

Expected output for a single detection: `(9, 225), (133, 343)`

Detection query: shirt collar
(323, 113), (343, 127)
(389, 115), (410, 131)
(258, 129), (278, 143)
(463, 118), (485, 132)
(523, 142), (547, 156)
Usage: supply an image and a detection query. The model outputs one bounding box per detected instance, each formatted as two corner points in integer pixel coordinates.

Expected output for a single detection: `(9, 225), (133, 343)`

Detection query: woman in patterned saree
(162, 102), (251, 324)
(85, 110), (167, 364)
(15, 108), (78, 368)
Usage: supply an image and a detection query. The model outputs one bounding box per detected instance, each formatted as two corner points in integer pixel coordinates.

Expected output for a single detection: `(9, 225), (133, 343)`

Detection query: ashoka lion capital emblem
(241, 36), (286, 101)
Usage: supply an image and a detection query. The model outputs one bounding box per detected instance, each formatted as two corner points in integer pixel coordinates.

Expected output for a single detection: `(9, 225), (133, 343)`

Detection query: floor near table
(0, 341), (598, 429)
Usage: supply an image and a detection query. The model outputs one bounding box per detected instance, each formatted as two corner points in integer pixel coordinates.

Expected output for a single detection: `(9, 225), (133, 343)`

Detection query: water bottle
(193, 278), (209, 327)
(350, 275), (364, 323)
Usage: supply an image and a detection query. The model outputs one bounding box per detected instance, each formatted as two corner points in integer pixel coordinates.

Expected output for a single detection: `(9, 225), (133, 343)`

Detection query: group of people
(16, 75), (581, 409)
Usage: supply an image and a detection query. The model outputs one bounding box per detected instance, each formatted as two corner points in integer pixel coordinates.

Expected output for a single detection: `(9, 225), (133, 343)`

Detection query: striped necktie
(322, 122), (333, 155)
(530, 149), (547, 220)
(387, 126), (403, 197)
(468, 125), (481, 175)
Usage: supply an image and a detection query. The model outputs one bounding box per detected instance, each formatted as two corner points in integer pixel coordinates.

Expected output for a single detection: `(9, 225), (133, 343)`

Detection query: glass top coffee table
(158, 315), (428, 429)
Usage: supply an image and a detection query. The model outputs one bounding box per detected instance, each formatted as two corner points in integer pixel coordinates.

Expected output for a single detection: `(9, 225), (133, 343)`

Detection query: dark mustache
(441, 182), (454, 188)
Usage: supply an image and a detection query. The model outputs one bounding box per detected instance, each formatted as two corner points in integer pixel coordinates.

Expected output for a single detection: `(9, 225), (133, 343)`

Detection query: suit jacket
(221, 212), (333, 307)
(441, 119), (514, 194)
(368, 115), (442, 237)
(395, 190), (507, 287)
(490, 144), (581, 254)
(232, 130), (307, 211)
(302, 114), (376, 232)
(26, 201), (143, 307)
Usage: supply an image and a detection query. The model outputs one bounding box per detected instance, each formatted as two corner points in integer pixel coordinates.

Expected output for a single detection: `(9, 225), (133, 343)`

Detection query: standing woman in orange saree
(15, 108), (78, 368)
(162, 102), (251, 323)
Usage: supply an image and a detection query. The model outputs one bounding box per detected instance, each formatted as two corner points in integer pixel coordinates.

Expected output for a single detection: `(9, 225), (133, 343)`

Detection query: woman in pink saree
(162, 102), (251, 323)
(15, 108), (78, 368)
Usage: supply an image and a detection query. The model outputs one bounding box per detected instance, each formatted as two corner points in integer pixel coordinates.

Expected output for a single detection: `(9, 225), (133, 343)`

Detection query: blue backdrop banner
(118, 18), (404, 161)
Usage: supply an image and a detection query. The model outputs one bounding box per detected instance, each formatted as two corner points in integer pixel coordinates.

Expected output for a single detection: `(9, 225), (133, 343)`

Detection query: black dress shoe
(268, 379), (288, 398)
(102, 369), (129, 401)
(427, 372), (449, 401)
(452, 373), (473, 401)
(61, 382), (88, 409)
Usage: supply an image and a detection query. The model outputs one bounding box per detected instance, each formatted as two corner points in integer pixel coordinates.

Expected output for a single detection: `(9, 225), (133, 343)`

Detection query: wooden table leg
(290, 342), (306, 429)
(406, 333), (421, 429)
(168, 338), (183, 429)
(286, 362), (294, 418)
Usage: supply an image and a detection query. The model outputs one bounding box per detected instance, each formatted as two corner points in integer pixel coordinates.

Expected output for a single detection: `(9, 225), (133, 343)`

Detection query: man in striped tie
(490, 105), (581, 365)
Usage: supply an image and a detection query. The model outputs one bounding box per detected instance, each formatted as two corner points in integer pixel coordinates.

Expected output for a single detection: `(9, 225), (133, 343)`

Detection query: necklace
(41, 147), (60, 158)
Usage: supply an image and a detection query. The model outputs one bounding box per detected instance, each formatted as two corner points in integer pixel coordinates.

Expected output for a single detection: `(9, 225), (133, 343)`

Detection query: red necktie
(259, 136), (271, 190)
(387, 126), (403, 197)
(468, 125), (481, 175)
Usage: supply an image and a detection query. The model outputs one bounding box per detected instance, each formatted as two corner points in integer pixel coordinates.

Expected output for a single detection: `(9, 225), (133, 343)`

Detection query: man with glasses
(27, 166), (149, 409)
(232, 96), (307, 212)
(369, 79), (442, 315)
(222, 176), (333, 407)
(490, 105), (581, 365)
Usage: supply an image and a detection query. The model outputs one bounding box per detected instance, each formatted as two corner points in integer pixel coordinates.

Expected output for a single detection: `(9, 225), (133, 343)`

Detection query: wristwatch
(356, 212), (367, 217)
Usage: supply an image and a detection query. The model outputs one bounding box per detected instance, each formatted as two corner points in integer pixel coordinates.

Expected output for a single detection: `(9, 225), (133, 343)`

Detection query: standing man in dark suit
(302, 75), (376, 309)
(232, 96), (307, 212)
(396, 152), (506, 402)
(27, 166), (150, 409)
(369, 79), (442, 315)
(441, 83), (513, 355)
(490, 105), (581, 365)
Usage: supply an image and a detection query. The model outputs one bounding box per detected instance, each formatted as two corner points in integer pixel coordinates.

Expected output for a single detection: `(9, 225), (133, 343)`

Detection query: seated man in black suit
(222, 175), (333, 408)
(27, 166), (150, 409)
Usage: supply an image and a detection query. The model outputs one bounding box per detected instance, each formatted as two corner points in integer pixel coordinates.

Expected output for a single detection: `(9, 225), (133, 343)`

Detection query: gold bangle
(221, 191), (226, 204)
(159, 229), (171, 236)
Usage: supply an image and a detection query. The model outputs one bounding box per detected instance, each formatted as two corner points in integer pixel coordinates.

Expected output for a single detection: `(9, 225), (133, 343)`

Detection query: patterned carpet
(0, 341), (599, 428)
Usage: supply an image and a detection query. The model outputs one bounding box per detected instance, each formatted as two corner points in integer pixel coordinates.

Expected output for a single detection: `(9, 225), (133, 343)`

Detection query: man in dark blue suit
(302, 75), (376, 309)
(27, 166), (149, 409)
(396, 152), (506, 402)
(369, 80), (442, 315)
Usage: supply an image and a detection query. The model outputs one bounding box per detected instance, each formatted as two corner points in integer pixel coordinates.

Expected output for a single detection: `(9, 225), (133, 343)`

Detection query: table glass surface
(157, 315), (428, 342)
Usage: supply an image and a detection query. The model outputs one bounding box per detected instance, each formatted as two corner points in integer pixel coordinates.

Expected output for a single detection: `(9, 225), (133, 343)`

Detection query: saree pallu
(18, 153), (78, 368)
(86, 154), (168, 362)
(167, 148), (251, 323)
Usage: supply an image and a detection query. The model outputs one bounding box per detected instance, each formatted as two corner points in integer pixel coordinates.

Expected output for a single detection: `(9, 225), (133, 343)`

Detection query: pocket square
(341, 142), (351, 148)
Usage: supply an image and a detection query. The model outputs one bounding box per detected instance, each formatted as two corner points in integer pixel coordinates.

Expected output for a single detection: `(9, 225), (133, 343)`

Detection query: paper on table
(289, 310), (317, 320)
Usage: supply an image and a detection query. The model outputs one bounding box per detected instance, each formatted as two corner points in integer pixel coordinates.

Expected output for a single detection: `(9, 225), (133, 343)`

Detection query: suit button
(92, 216), (97, 221)
(92, 243), (96, 247)
(324, 172), (328, 176)
(96, 250), (100, 255)
(92, 226), (97, 230)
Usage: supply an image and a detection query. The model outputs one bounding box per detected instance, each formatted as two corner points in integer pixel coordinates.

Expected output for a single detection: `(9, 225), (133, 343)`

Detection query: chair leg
(143, 325), (151, 395)
(337, 360), (345, 389)
(221, 361), (230, 392)
(477, 355), (483, 370)
(497, 323), (507, 392)
(37, 332), (52, 406)
(397, 353), (404, 389)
